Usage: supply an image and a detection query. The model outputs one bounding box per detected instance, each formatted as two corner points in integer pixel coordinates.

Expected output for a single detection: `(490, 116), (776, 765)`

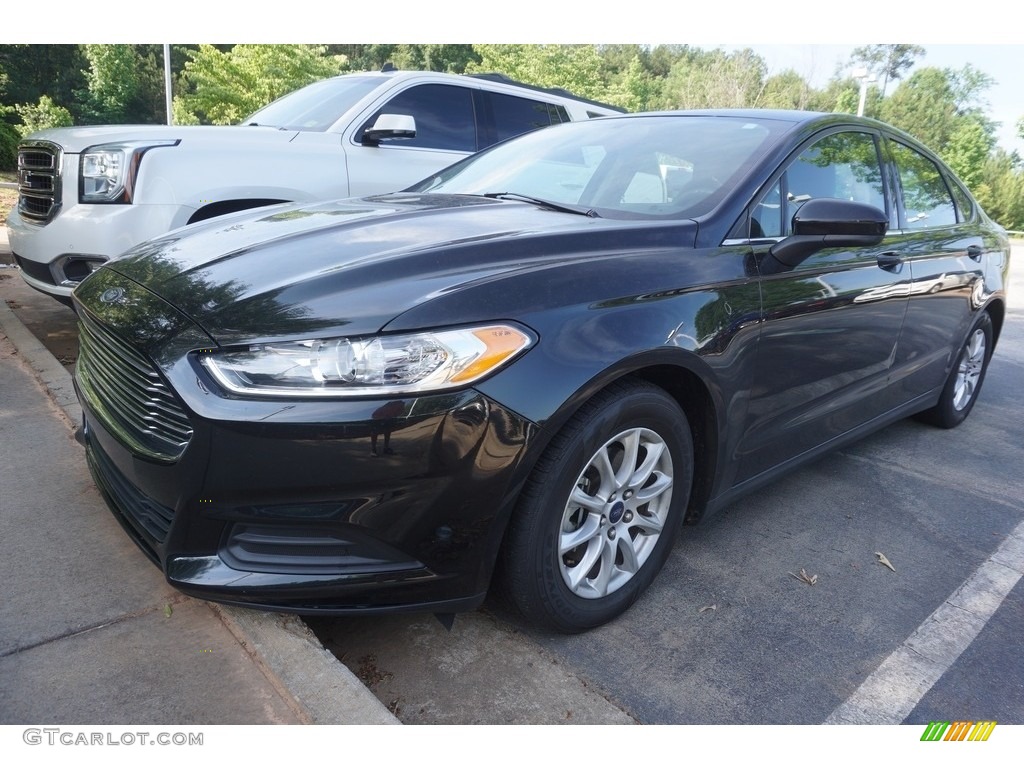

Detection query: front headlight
(80, 139), (178, 203)
(199, 324), (535, 398)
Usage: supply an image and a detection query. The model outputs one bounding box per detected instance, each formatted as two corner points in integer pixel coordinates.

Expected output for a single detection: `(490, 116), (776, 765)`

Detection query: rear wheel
(918, 311), (993, 428)
(500, 380), (693, 633)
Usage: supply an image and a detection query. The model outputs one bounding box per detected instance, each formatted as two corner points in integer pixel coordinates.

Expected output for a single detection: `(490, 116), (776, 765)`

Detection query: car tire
(499, 380), (693, 633)
(917, 311), (993, 429)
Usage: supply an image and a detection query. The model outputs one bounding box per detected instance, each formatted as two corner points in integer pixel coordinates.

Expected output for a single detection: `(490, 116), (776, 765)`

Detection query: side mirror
(768, 198), (888, 268)
(361, 114), (416, 145)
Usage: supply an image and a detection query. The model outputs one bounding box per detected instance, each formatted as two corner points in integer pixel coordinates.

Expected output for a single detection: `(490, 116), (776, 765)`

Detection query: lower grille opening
(86, 433), (176, 547)
(221, 523), (423, 575)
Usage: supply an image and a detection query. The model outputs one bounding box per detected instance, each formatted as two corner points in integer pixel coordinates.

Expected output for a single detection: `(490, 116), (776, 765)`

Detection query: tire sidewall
(935, 312), (994, 428)
(522, 386), (693, 632)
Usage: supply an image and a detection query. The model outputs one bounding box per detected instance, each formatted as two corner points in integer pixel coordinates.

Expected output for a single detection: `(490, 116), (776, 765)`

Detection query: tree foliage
(15, 95), (73, 136)
(1, 43), (1022, 226)
(469, 45), (608, 102)
(79, 44), (144, 124)
(173, 44), (346, 125)
(850, 44), (925, 96)
(659, 48), (766, 109)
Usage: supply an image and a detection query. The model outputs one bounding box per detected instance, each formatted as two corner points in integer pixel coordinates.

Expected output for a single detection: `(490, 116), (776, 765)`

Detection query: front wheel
(499, 380), (693, 633)
(918, 311), (993, 429)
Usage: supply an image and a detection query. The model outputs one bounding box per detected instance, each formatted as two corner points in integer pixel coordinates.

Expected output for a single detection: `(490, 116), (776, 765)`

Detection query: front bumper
(9, 200), (191, 300)
(73, 277), (538, 615)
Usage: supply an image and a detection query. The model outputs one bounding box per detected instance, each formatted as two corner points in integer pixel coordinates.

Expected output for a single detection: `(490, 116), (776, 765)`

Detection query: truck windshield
(243, 76), (382, 132)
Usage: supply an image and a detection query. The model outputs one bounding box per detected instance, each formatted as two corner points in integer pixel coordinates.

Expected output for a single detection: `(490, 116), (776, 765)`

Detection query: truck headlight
(80, 139), (178, 203)
(199, 324), (535, 398)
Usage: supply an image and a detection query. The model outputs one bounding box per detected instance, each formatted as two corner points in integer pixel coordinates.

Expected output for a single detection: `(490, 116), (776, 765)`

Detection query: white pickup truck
(9, 68), (621, 304)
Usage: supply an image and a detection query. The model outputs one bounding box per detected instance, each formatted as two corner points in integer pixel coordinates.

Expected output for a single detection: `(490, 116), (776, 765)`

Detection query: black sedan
(72, 110), (1010, 633)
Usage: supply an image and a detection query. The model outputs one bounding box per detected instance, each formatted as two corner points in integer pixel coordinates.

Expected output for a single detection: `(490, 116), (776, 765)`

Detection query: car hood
(99, 193), (700, 345)
(26, 124), (300, 152)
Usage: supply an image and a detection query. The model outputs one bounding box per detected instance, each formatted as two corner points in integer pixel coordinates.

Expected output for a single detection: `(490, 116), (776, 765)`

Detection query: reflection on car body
(72, 110), (1010, 633)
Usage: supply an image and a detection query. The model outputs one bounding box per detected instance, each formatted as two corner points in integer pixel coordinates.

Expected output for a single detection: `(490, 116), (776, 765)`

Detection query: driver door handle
(877, 251), (903, 271)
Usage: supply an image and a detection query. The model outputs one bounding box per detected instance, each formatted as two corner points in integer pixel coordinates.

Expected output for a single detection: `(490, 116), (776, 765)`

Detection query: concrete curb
(0, 297), (400, 726)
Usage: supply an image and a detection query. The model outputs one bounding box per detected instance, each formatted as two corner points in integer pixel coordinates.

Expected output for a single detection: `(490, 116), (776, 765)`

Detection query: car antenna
(381, 62), (397, 72)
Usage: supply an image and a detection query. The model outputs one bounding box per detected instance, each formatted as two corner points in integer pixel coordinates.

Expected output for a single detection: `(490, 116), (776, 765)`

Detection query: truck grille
(17, 140), (62, 223)
(76, 310), (194, 463)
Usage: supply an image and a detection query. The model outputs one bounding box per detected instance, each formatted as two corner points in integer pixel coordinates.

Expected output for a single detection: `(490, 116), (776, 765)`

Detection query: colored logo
(920, 721), (997, 742)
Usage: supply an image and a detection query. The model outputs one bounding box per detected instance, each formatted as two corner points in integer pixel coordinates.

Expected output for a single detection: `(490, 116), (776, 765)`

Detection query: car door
(883, 137), (989, 402)
(345, 83), (479, 196)
(735, 128), (911, 482)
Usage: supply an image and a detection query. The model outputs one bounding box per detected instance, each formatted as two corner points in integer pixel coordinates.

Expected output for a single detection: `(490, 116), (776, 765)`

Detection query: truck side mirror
(361, 114), (417, 145)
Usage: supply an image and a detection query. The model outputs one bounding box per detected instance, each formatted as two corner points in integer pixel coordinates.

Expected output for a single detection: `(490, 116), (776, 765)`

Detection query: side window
(751, 180), (783, 238)
(782, 131), (885, 236)
(360, 84), (477, 152)
(949, 178), (976, 223)
(890, 141), (957, 229)
(487, 92), (558, 146)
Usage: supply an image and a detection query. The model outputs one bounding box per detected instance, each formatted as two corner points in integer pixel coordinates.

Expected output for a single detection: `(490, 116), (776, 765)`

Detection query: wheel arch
(490, 354), (726, 577)
(984, 298), (1005, 350)
(186, 198), (290, 225)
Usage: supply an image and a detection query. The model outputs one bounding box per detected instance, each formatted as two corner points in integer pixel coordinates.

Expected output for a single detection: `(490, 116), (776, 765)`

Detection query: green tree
(15, 95), (73, 136)
(973, 150), (1024, 229)
(174, 44), (345, 125)
(880, 65), (995, 145)
(606, 56), (657, 112)
(942, 117), (995, 190)
(392, 44), (479, 73)
(79, 44), (143, 124)
(469, 45), (610, 102)
(0, 45), (88, 117)
(805, 76), (860, 114)
(850, 44), (925, 96)
(758, 69), (812, 110)
(658, 48), (767, 110)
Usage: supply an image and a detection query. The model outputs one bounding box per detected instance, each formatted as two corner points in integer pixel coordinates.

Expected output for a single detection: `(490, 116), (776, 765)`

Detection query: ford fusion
(72, 111), (1010, 633)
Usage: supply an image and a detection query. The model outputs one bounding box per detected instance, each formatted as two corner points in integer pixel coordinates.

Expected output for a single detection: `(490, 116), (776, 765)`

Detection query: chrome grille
(77, 310), (193, 463)
(17, 140), (62, 222)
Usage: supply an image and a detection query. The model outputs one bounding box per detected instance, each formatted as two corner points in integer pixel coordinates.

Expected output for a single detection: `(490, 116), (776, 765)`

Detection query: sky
(6, 1), (1022, 154)
(716, 44), (1024, 156)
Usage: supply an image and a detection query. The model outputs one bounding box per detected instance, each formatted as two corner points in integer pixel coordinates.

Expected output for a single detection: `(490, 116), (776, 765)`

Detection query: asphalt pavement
(0, 225), (399, 726)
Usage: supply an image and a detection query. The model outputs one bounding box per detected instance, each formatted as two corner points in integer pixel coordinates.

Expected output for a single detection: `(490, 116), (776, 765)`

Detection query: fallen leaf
(875, 552), (896, 572)
(789, 568), (818, 586)
(163, 603), (173, 618)
(699, 604), (718, 613)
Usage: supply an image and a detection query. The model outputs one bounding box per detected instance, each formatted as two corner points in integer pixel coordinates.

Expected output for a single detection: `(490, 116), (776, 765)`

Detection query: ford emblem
(99, 287), (126, 304)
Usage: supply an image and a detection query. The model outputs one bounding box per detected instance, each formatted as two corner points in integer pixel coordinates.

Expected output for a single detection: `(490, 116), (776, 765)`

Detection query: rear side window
(360, 84), (477, 152)
(949, 179), (976, 222)
(483, 92), (567, 147)
(890, 141), (957, 229)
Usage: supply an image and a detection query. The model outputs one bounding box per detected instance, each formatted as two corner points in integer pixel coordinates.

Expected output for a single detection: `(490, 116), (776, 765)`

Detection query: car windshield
(243, 76), (382, 132)
(411, 114), (788, 219)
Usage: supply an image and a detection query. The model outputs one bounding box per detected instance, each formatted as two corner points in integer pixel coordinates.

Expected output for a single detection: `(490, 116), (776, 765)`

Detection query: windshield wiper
(482, 192), (600, 218)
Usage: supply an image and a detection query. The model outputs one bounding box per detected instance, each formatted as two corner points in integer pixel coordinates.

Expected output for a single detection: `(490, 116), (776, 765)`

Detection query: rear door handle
(967, 244), (983, 262)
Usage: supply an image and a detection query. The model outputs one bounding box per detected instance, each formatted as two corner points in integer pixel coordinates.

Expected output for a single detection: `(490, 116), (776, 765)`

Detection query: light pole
(163, 44), (173, 126)
(852, 67), (877, 117)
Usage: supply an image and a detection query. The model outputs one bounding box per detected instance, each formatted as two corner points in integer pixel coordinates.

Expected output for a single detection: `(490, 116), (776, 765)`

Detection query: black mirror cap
(792, 198), (888, 237)
(769, 198), (888, 268)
